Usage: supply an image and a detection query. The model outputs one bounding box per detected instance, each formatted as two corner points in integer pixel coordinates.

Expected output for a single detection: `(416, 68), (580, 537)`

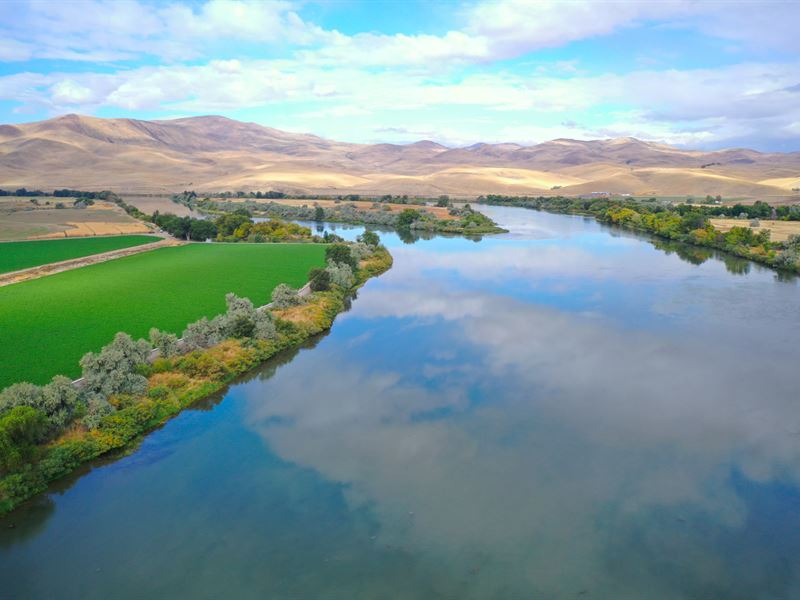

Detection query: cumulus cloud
(0, 0), (798, 150)
(465, 0), (682, 59)
(0, 0), (327, 62)
(2, 53), (797, 149)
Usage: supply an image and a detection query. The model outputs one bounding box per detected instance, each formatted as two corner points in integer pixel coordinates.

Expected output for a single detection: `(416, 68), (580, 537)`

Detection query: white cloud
(0, 0), (327, 63)
(465, 0), (682, 59)
(301, 30), (490, 67)
(1, 55), (798, 149)
(50, 79), (95, 105)
(0, 0), (798, 150)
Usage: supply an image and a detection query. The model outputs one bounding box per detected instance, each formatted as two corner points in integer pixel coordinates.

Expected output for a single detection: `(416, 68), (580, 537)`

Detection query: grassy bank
(0, 243), (326, 388)
(0, 235), (161, 274)
(192, 198), (507, 236)
(0, 247), (392, 516)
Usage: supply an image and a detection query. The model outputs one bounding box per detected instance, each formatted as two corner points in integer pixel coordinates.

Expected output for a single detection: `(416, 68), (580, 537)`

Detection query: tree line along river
(2, 205), (799, 599)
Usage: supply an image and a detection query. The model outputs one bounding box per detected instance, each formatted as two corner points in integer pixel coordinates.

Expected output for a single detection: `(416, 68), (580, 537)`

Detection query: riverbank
(188, 198), (507, 236)
(480, 196), (800, 274)
(0, 247), (393, 516)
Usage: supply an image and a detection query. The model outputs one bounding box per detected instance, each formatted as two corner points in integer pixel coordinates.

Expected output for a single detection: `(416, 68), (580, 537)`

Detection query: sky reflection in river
(244, 208), (800, 598)
(2, 206), (799, 599)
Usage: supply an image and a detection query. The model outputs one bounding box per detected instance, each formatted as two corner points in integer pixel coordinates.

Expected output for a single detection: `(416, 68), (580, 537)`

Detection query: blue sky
(0, 0), (798, 150)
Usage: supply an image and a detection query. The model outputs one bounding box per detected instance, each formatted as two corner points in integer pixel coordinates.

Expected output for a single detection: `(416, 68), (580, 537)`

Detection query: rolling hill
(1, 114), (799, 199)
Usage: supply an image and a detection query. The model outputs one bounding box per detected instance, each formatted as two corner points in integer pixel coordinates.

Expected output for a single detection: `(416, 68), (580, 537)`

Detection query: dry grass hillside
(1, 114), (799, 199)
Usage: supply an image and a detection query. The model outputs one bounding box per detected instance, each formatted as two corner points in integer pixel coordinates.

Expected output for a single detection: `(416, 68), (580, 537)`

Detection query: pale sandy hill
(1, 114), (799, 199)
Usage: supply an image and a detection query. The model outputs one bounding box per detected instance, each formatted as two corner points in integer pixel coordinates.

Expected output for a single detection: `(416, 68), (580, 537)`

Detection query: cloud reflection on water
(242, 232), (800, 598)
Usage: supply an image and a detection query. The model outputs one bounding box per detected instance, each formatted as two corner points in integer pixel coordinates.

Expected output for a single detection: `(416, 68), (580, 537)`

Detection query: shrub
(79, 398), (108, 429)
(0, 382), (42, 415)
(325, 261), (355, 288)
(149, 328), (180, 358)
(221, 294), (259, 338)
(253, 311), (277, 341)
(358, 230), (380, 247)
(182, 316), (224, 350)
(220, 293), (277, 340)
(349, 242), (373, 262)
(148, 357), (173, 374)
(176, 351), (231, 380)
(149, 372), (189, 390)
(0, 407), (48, 474)
(308, 267), (331, 291)
(40, 376), (80, 431)
(271, 283), (302, 308)
(147, 386), (170, 400)
(325, 244), (357, 270)
(397, 208), (421, 227)
(79, 333), (151, 403)
(0, 376), (80, 434)
(774, 249), (799, 270)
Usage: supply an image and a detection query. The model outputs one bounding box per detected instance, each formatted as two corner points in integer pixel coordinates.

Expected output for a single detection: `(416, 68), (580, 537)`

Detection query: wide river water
(2, 206), (800, 599)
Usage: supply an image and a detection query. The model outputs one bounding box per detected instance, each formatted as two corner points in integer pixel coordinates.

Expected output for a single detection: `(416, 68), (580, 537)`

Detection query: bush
(325, 244), (357, 270)
(0, 407), (48, 474)
(79, 332), (151, 403)
(774, 249), (799, 270)
(220, 294), (259, 337)
(149, 328), (180, 358)
(176, 351), (231, 380)
(147, 386), (170, 400)
(349, 242), (373, 262)
(81, 396), (113, 430)
(397, 209), (421, 227)
(325, 261), (355, 288)
(184, 316), (223, 350)
(308, 267), (331, 292)
(40, 376), (80, 431)
(0, 376), (80, 434)
(271, 283), (302, 308)
(358, 230), (380, 247)
(0, 383), (42, 415)
(219, 293), (277, 340)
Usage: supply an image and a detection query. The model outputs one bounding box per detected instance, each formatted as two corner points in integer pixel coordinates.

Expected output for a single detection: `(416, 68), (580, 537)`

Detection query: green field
(0, 235), (161, 274)
(0, 243), (326, 388)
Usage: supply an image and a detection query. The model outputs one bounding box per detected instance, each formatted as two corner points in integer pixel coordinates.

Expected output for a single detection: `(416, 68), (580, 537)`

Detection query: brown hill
(1, 114), (799, 199)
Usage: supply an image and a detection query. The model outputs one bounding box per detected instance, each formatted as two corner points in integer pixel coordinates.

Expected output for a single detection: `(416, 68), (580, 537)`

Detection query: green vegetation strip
(0, 243), (325, 388)
(0, 235), (161, 275)
(0, 248), (393, 515)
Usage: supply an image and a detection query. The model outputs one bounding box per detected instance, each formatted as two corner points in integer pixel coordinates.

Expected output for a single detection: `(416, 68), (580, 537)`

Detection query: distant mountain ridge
(1, 114), (798, 198)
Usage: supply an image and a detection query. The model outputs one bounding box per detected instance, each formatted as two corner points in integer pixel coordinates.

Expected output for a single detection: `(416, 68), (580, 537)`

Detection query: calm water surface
(2, 206), (800, 599)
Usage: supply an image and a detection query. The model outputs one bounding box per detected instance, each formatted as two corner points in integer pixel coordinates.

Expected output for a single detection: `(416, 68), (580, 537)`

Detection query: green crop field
(0, 235), (161, 274)
(0, 243), (326, 388)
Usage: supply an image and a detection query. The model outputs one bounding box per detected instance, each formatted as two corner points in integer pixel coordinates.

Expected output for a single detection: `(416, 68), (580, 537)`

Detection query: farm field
(0, 199), (152, 241)
(709, 218), (800, 243)
(0, 243), (326, 388)
(122, 195), (197, 217)
(0, 235), (160, 274)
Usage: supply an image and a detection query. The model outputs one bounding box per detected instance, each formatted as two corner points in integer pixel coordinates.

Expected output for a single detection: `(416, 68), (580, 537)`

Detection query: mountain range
(1, 114), (799, 199)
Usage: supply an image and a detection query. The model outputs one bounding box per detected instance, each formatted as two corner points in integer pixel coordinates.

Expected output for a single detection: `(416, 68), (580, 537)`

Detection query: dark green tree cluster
(0, 188), (46, 196)
(325, 243), (358, 270)
(153, 213), (218, 240)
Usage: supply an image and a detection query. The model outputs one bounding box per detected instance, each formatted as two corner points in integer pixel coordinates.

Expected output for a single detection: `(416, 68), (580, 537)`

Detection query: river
(2, 205), (800, 599)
